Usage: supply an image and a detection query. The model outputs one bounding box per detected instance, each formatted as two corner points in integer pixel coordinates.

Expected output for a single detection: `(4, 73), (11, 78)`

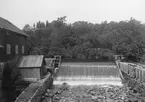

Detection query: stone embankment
(15, 72), (53, 102)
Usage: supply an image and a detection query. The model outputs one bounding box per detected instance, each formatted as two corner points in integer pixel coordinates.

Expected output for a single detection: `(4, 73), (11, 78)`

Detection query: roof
(18, 55), (45, 68)
(0, 44), (3, 48)
(0, 17), (28, 36)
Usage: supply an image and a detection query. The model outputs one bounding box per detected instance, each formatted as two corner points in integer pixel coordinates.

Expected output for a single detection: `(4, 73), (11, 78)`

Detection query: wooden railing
(117, 61), (145, 82)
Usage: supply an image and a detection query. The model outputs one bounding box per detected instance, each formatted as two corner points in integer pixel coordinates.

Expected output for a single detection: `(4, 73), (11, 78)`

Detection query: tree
(22, 17), (145, 62)
(23, 24), (33, 31)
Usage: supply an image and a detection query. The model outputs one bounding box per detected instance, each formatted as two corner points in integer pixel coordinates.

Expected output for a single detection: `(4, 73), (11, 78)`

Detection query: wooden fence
(117, 62), (145, 82)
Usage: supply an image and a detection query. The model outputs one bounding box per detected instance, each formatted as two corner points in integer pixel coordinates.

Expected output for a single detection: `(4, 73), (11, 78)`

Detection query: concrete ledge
(15, 73), (53, 102)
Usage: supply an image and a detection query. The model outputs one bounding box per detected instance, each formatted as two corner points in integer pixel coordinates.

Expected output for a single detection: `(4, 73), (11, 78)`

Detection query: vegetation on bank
(2, 56), (24, 88)
(23, 17), (145, 62)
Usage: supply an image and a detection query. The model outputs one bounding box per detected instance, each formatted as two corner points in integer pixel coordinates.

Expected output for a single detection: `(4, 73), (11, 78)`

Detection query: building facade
(0, 17), (28, 62)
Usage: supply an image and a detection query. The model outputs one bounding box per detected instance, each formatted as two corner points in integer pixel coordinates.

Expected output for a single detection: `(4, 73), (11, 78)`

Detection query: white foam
(54, 77), (122, 86)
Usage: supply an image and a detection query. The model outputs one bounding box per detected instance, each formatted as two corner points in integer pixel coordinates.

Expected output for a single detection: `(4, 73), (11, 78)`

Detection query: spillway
(54, 62), (122, 86)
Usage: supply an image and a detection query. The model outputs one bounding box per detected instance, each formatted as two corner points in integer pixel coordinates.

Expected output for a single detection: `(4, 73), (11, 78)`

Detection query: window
(15, 45), (18, 54)
(22, 46), (25, 54)
(6, 31), (10, 35)
(6, 44), (11, 54)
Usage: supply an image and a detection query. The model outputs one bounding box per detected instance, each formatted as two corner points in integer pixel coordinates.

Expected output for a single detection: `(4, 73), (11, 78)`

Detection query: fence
(118, 62), (145, 82)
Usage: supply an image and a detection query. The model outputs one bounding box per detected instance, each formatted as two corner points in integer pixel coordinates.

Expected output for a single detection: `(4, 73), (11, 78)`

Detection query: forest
(23, 17), (145, 62)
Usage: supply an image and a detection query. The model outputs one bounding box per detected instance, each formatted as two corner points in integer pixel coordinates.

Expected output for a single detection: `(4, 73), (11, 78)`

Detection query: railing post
(115, 61), (124, 80)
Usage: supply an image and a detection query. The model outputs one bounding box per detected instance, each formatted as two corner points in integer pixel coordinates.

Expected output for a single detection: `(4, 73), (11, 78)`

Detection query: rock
(47, 89), (50, 92)
(119, 92), (126, 99)
(129, 98), (139, 102)
(60, 83), (70, 91)
(97, 98), (104, 102)
(133, 89), (138, 93)
(45, 93), (49, 97)
(53, 96), (61, 101)
(41, 95), (45, 99)
(83, 94), (91, 98)
(40, 84), (145, 102)
(90, 91), (96, 95)
(55, 90), (61, 94)
(91, 96), (98, 100)
(48, 92), (54, 97)
(106, 98), (115, 102)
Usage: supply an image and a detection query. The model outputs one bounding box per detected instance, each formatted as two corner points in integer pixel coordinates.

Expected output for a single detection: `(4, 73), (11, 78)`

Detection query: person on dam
(45, 65), (53, 75)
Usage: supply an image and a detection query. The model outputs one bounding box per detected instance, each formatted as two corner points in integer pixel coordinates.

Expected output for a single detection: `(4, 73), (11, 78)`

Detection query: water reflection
(0, 87), (20, 102)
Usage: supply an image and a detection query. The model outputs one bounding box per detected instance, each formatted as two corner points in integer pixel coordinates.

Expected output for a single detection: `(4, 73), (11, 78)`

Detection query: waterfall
(54, 62), (122, 85)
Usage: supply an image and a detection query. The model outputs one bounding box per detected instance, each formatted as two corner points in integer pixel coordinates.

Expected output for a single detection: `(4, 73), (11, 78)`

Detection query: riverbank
(15, 72), (53, 102)
(41, 83), (145, 102)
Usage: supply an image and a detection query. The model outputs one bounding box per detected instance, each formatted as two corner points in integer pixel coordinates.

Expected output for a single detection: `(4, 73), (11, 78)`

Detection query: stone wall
(15, 72), (53, 102)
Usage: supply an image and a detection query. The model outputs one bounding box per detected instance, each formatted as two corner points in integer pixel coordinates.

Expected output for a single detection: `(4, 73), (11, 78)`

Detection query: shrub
(2, 56), (22, 88)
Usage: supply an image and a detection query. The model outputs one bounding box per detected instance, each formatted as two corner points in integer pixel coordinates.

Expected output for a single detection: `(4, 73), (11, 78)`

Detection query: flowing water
(54, 62), (122, 86)
(0, 80), (20, 102)
(0, 62), (122, 102)
(0, 88), (18, 102)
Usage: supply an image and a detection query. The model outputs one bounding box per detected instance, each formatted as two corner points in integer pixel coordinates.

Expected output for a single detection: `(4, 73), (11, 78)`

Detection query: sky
(0, 0), (145, 29)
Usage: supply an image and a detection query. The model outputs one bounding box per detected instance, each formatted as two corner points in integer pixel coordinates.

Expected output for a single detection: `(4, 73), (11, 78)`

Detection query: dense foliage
(2, 56), (22, 88)
(23, 17), (145, 62)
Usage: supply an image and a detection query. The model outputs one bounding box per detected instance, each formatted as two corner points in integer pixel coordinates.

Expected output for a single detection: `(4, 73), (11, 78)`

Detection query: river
(0, 62), (121, 102)
(0, 81), (21, 102)
(41, 62), (123, 102)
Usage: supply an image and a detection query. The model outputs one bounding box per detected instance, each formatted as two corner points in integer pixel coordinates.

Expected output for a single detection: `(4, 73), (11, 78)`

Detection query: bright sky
(0, 0), (145, 29)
